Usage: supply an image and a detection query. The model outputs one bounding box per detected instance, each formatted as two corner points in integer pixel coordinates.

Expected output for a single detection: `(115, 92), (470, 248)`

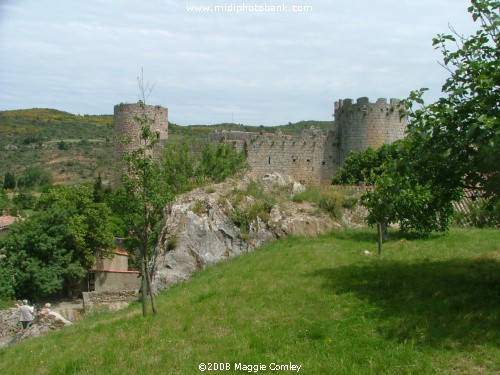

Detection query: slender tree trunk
(140, 258), (149, 317)
(144, 246), (157, 315)
(377, 222), (383, 256)
(143, 165), (158, 315)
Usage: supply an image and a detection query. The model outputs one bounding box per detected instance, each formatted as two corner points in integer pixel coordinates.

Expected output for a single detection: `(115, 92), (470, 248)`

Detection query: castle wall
(334, 97), (406, 166)
(245, 128), (336, 184)
(114, 103), (168, 161)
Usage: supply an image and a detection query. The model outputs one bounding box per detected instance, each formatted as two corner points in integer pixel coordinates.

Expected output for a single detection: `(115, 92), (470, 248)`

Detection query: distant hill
(0, 108), (333, 185)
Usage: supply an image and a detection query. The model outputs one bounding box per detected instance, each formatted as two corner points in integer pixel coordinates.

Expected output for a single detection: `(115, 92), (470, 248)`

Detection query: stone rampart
(114, 103), (168, 161)
(334, 97), (407, 166)
(245, 128), (335, 184)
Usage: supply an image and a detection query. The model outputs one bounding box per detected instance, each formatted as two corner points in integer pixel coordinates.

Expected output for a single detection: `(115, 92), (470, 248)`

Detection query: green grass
(0, 228), (499, 374)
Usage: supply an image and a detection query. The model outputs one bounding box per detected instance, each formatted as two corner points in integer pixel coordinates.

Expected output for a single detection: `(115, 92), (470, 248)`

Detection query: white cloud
(0, 0), (478, 125)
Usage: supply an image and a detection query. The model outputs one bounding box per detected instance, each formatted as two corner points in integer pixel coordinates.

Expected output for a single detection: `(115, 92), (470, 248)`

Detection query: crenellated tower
(334, 97), (406, 166)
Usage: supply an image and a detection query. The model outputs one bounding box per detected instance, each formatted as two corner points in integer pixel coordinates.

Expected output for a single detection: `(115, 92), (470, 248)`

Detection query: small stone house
(87, 240), (140, 292)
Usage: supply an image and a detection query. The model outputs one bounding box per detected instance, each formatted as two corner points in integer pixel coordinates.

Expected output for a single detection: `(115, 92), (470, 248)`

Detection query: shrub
(318, 191), (343, 218)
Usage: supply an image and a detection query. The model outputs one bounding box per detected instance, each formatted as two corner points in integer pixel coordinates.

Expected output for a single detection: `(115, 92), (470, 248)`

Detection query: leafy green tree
(121, 101), (162, 316)
(12, 190), (37, 210)
(160, 140), (197, 196)
(363, 0), (499, 238)
(3, 171), (16, 190)
(57, 140), (70, 150)
(197, 142), (247, 183)
(1, 186), (114, 299)
(0, 190), (9, 213)
(402, 0), (498, 197)
(93, 173), (105, 203)
(17, 166), (53, 190)
(332, 144), (398, 185)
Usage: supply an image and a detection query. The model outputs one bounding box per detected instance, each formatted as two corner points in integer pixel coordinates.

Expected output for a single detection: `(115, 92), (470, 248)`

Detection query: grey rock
(152, 173), (342, 294)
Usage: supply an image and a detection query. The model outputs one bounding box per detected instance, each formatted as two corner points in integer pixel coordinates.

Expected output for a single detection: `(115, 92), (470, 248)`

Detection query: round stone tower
(333, 97), (406, 166)
(114, 103), (168, 161)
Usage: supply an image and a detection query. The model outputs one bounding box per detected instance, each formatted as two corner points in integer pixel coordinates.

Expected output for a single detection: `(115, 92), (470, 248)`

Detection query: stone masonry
(114, 103), (169, 161)
(211, 97), (407, 184)
(334, 97), (406, 166)
(114, 97), (406, 185)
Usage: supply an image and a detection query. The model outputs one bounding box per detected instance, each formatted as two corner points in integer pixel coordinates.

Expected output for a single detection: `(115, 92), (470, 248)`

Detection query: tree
(3, 171), (16, 190)
(120, 70), (161, 316)
(93, 173), (105, 203)
(196, 142), (247, 183)
(1, 185), (114, 299)
(331, 144), (399, 185)
(403, 0), (499, 195)
(160, 140), (197, 196)
(17, 166), (53, 190)
(362, 0), (499, 238)
(0, 189), (9, 214)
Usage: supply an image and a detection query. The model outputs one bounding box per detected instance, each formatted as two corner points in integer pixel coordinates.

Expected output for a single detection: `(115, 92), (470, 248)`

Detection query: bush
(12, 190), (37, 210)
(455, 199), (500, 228)
(318, 191), (343, 219)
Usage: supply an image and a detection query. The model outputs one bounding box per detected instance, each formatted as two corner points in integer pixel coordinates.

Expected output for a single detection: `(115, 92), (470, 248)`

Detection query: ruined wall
(91, 270), (141, 292)
(334, 97), (406, 166)
(246, 128), (336, 184)
(208, 97), (406, 185)
(94, 250), (129, 272)
(114, 103), (169, 161)
(82, 290), (139, 313)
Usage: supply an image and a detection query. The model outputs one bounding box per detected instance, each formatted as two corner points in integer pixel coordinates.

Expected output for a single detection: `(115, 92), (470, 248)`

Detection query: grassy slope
(0, 228), (498, 374)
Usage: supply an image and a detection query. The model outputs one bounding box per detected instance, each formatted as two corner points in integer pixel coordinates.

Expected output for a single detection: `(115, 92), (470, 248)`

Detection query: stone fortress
(114, 103), (169, 161)
(210, 97), (407, 184)
(114, 97), (407, 185)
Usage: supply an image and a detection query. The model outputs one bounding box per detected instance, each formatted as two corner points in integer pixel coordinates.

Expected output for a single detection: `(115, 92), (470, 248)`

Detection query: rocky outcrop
(0, 308), (72, 347)
(152, 173), (343, 293)
(9, 311), (72, 345)
(0, 308), (20, 338)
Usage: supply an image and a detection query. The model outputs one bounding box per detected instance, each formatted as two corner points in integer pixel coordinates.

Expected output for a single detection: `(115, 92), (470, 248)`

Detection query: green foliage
(362, 172), (456, 237)
(17, 166), (53, 190)
(92, 173), (105, 203)
(57, 139), (70, 150)
(196, 142), (247, 183)
(402, 0), (499, 198)
(331, 144), (398, 185)
(454, 198), (500, 227)
(0, 259), (15, 299)
(318, 191), (343, 219)
(12, 190), (37, 210)
(0, 185), (114, 299)
(3, 171), (16, 190)
(166, 236), (178, 251)
(293, 185), (359, 215)
(229, 181), (276, 236)
(161, 140), (197, 196)
(0, 189), (9, 213)
(363, 1), (499, 237)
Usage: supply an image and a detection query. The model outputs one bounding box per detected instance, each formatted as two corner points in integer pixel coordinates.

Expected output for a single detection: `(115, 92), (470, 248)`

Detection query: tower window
(268, 156), (271, 165)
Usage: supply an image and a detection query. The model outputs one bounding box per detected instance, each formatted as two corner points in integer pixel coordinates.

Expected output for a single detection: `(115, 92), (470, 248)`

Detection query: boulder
(152, 173), (340, 293)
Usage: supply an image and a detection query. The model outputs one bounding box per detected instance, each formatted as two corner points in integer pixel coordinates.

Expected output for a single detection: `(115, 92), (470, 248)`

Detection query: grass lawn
(0, 228), (498, 374)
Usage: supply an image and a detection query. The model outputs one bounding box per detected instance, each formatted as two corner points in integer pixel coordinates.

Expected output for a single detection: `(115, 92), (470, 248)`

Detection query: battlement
(334, 97), (401, 116)
(333, 97), (406, 166)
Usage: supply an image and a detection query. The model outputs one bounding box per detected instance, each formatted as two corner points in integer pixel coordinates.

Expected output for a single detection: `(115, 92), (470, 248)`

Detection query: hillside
(0, 108), (333, 185)
(0, 228), (498, 374)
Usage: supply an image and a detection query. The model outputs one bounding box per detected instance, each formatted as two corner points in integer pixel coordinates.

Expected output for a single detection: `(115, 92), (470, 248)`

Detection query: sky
(0, 0), (478, 125)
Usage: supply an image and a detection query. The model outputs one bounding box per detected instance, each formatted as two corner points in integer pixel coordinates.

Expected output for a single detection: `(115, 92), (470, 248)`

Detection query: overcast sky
(0, 0), (477, 125)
